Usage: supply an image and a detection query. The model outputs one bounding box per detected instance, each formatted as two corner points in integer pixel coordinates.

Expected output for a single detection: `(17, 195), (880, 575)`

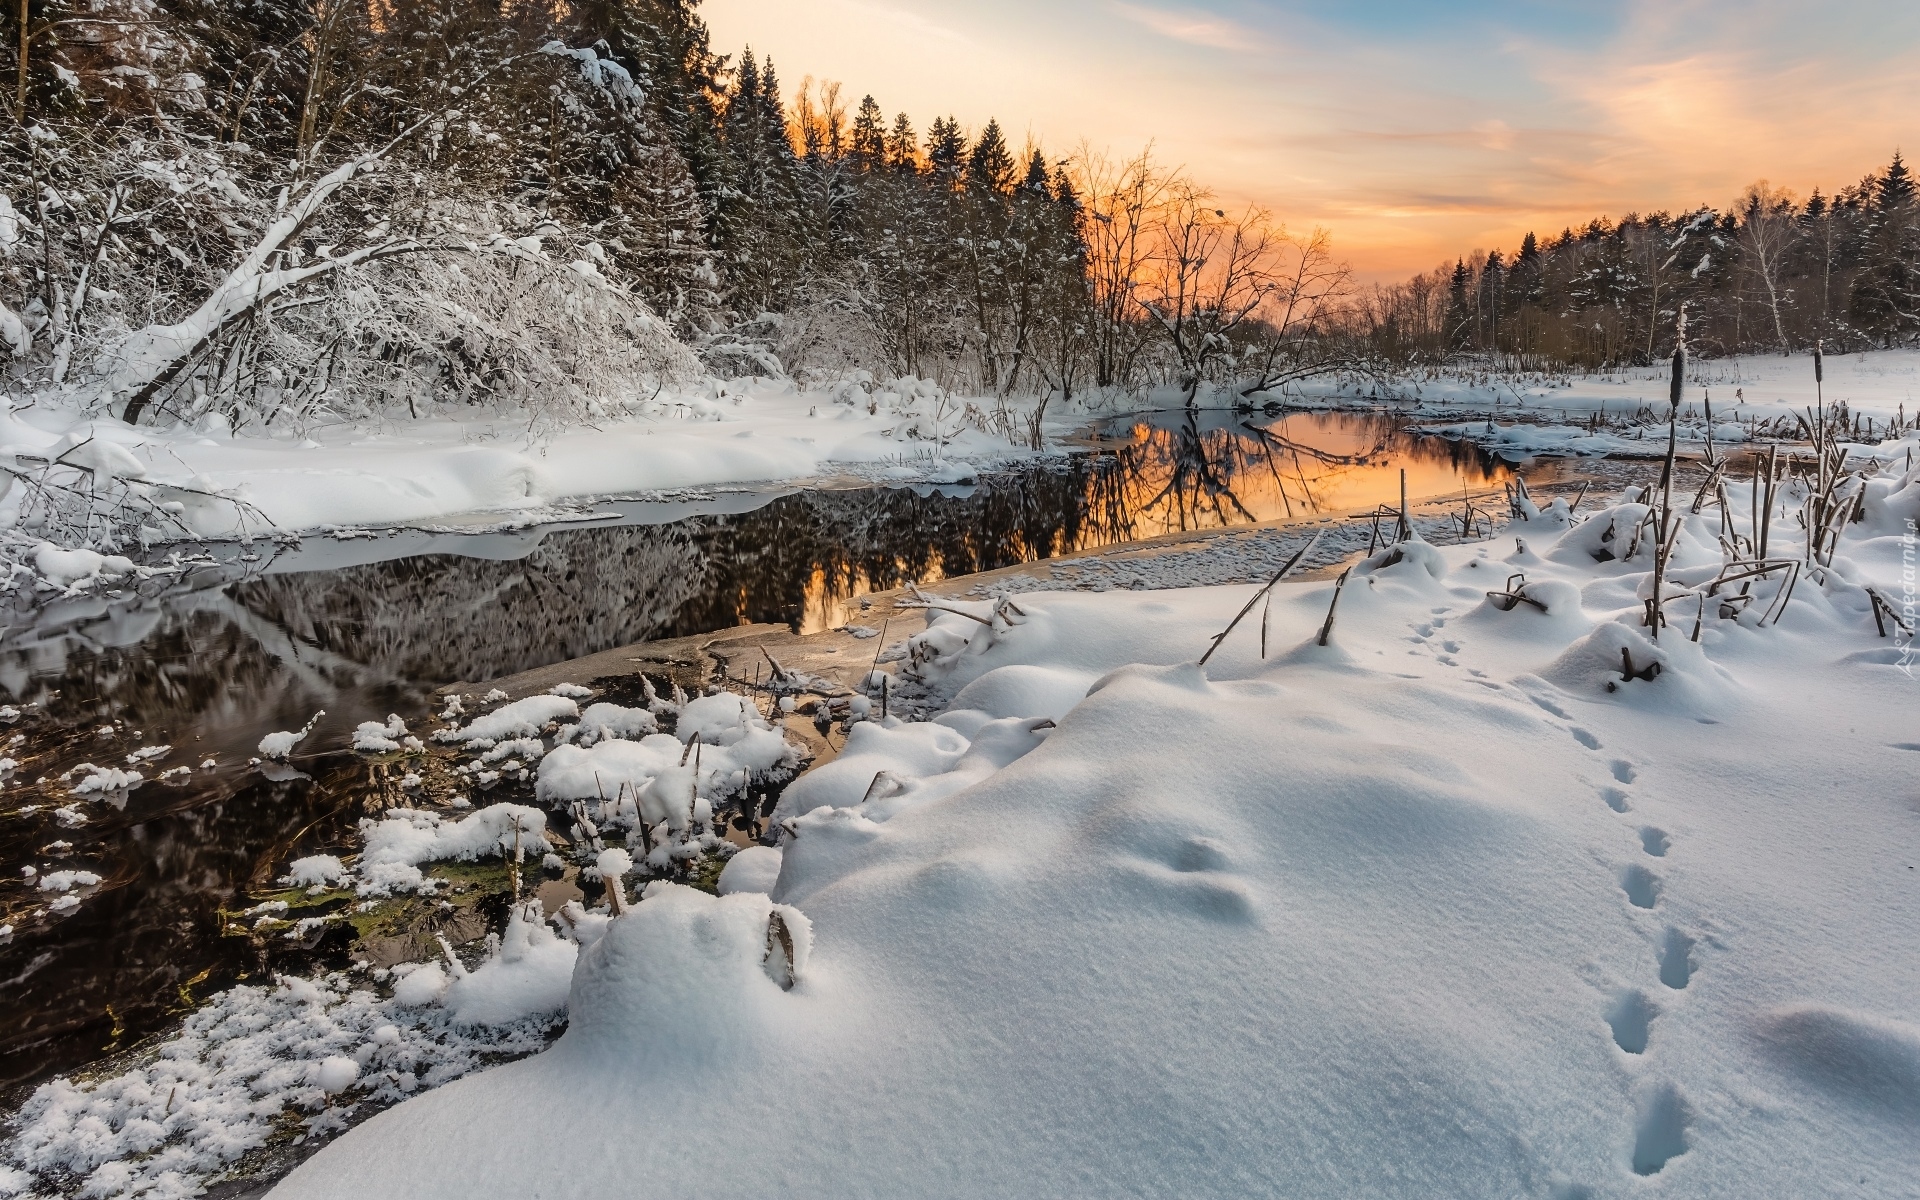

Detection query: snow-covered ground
(231, 457), (1920, 1198)
(1389, 347), (1920, 425)
(1397, 350), (1920, 460)
(0, 377), (1058, 544)
(6, 350), (1915, 554)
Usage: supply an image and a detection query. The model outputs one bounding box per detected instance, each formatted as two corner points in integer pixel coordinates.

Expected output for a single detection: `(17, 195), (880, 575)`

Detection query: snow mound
(561, 702), (658, 746)
(258, 711), (323, 760)
(567, 884), (811, 1057)
(445, 903), (578, 1027)
(715, 846), (782, 896)
(1755, 1003), (1920, 1119)
(434, 695), (578, 747)
(34, 543), (136, 588)
(1538, 619), (1736, 712)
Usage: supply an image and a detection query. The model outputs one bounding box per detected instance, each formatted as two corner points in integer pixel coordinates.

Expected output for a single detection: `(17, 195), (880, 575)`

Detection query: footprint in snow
(1638, 828), (1671, 857)
(1620, 864), (1661, 909)
(1528, 693), (1572, 720)
(1658, 927), (1695, 990)
(1609, 760), (1637, 784)
(1601, 787), (1631, 814)
(1607, 989), (1656, 1054)
(1569, 727), (1601, 750)
(1631, 1084), (1691, 1175)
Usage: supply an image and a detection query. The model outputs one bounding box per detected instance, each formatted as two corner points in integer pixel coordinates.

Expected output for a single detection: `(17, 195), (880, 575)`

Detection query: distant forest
(1366, 156), (1920, 368)
(1, 0), (1915, 430)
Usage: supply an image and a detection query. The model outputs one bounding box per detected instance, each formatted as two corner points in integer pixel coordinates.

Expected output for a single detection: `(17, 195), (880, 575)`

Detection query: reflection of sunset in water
(1083, 411), (1521, 538)
(798, 412), (1526, 631)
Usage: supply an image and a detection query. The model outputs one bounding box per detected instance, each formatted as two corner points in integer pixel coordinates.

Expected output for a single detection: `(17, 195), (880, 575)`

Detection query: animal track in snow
(1658, 927), (1695, 990)
(1620, 865), (1660, 909)
(1631, 1084), (1691, 1175)
(1638, 827), (1671, 857)
(1601, 788), (1631, 814)
(1441, 640), (1460, 654)
(1609, 760), (1637, 784)
(1530, 695), (1572, 720)
(1607, 989), (1655, 1054)
(1569, 727), (1601, 750)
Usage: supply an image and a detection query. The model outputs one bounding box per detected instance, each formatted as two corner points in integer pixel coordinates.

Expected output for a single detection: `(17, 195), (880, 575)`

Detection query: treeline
(0, 0), (1348, 429)
(1357, 157), (1920, 368)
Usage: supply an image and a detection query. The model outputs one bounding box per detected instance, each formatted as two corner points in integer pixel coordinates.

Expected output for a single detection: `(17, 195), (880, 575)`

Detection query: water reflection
(0, 412), (1530, 1091)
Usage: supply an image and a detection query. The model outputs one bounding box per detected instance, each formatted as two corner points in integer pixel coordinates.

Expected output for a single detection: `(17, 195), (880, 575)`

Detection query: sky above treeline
(703, 0), (1920, 280)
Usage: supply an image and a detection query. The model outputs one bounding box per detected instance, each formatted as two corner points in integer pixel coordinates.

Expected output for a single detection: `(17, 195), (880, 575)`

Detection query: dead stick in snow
(1316, 568), (1353, 648)
(1197, 531), (1324, 667)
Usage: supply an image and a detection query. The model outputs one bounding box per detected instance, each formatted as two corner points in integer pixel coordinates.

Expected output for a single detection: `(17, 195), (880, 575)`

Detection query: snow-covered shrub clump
(539, 699), (796, 852)
(355, 805), (548, 897)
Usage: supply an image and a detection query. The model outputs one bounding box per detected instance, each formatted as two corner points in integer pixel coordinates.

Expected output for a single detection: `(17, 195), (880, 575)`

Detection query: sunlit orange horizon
(704, 0), (1920, 281)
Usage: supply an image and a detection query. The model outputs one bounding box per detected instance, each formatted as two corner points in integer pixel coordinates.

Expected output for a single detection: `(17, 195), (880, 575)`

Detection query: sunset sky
(703, 0), (1920, 280)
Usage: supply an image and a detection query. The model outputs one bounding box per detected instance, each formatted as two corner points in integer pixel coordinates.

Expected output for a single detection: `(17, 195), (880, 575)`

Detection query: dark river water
(0, 410), (1553, 1093)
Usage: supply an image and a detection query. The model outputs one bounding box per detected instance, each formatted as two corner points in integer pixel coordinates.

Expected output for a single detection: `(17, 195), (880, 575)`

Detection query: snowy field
(147, 457), (1909, 1197)
(2, 372), (1916, 1199)
(2, 349), (1915, 549)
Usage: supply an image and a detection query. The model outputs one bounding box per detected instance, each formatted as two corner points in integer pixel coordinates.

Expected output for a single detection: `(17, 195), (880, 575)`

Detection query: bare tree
(1139, 187), (1295, 404)
(1735, 181), (1800, 351)
(1073, 144), (1171, 391)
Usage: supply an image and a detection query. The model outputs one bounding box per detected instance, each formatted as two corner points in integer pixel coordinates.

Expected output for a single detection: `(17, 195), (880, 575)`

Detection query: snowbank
(0, 375), (1056, 542)
(272, 488), (1920, 1200)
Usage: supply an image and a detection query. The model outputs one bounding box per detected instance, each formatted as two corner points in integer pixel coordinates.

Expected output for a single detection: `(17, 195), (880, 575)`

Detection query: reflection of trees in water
(1087, 411), (1512, 539)
(232, 525), (712, 685)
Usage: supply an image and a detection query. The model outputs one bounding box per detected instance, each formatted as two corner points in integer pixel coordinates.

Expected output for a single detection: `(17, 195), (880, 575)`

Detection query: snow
(349, 715), (408, 752)
(560, 702), (657, 746)
(31, 543), (136, 588)
(444, 902), (578, 1027)
(353, 805), (548, 897)
(714, 846), (782, 896)
(0, 376), (1054, 544)
(1, 969), (561, 1200)
(312, 1058), (358, 1095)
(270, 469), (1919, 1200)
(35, 870), (101, 893)
(66, 765), (143, 796)
(432, 695), (577, 747)
(257, 711), (323, 760)
(280, 856), (347, 890)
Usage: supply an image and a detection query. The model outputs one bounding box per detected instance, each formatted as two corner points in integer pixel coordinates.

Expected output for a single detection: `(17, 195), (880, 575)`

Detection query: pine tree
(885, 113), (918, 171)
(967, 119), (1015, 194)
(1848, 152), (1919, 346)
(714, 50), (802, 315)
(925, 116), (966, 184)
(850, 95), (886, 172)
(1445, 260), (1473, 351)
